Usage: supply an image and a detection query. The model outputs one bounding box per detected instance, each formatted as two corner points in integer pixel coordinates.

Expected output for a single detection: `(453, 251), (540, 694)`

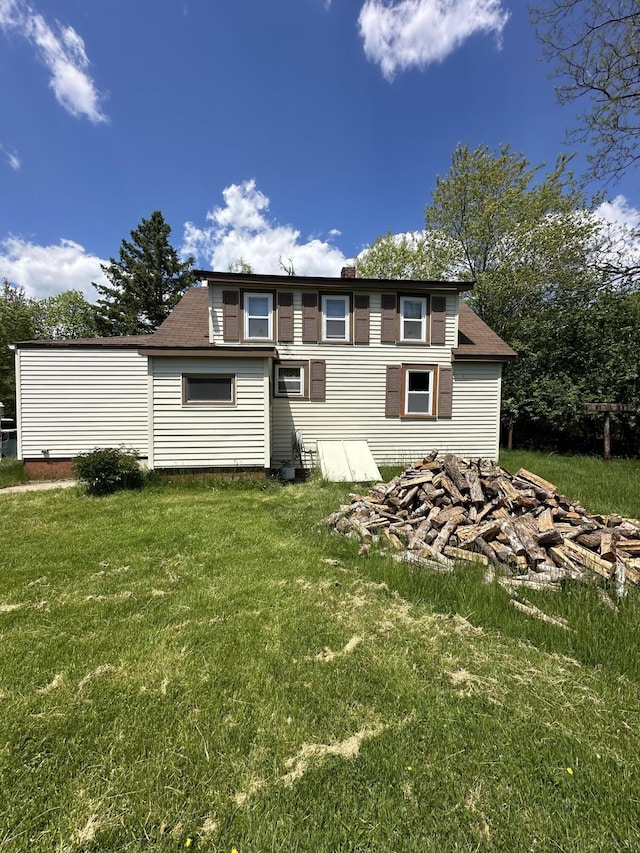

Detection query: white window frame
(274, 363), (306, 398)
(183, 374), (235, 406)
(321, 294), (350, 342)
(403, 366), (435, 418)
(244, 292), (273, 341)
(399, 296), (427, 342)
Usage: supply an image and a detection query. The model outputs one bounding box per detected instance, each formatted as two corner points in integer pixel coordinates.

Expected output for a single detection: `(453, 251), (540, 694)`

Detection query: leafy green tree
(34, 290), (97, 339)
(0, 280), (41, 420)
(94, 211), (195, 336)
(357, 143), (640, 451)
(531, 0), (640, 182)
(227, 258), (254, 274)
(356, 230), (453, 280)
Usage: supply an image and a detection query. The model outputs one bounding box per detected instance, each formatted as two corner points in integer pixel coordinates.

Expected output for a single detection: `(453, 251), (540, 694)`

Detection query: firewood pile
(325, 452), (640, 594)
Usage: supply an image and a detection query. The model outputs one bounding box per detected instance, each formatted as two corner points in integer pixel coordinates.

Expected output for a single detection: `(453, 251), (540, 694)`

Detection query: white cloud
(183, 180), (349, 276)
(358, 0), (510, 79)
(0, 0), (107, 122)
(0, 144), (20, 170)
(594, 195), (640, 275)
(0, 236), (107, 300)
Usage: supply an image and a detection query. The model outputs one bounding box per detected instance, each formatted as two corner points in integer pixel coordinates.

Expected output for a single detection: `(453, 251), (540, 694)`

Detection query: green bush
(73, 447), (143, 496)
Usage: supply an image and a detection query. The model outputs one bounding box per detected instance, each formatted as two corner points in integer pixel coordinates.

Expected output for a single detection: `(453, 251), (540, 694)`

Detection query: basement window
(183, 374), (235, 405)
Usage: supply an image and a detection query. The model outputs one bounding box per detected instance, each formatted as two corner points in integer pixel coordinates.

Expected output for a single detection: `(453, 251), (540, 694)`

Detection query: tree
(531, 0), (640, 182)
(94, 211), (195, 336)
(358, 143), (640, 451)
(0, 280), (41, 420)
(356, 230), (453, 280)
(424, 143), (599, 337)
(227, 258), (254, 274)
(34, 290), (97, 339)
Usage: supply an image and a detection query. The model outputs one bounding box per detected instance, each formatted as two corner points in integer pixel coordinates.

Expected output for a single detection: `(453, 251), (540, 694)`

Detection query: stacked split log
(325, 452), (640, 593)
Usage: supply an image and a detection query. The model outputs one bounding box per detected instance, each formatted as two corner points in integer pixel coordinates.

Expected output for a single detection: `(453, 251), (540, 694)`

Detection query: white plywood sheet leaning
(317, 440), (381, 482)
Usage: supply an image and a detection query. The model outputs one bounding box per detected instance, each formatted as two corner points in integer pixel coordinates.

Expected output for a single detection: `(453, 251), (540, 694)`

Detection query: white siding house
(14, 269), (516, 477)
(16, 345), (148, 462)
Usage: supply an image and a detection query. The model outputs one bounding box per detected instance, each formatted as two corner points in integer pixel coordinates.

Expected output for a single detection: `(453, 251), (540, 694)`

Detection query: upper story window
(244, 292), (273, 340)
(321, 294), (350, 342)
(400, 296), (427, 342)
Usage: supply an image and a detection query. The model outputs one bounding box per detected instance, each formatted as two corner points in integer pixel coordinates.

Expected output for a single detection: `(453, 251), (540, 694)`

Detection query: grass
(0, 458), (25, 489)
(499, 450), (640, 520)
(1, 462), (640, 851)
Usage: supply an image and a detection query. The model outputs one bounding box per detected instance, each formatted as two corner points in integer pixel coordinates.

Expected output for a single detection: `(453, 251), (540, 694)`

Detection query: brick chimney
(341, 266), (356, 279)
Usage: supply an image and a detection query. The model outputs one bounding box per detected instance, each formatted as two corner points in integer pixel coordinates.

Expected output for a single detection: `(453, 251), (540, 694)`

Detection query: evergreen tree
(94, 211), (195, 335)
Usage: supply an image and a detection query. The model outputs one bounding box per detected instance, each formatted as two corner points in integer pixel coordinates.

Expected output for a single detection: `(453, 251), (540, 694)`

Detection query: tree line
(0, 211), (195, 420)
(2, 1), (639, 449)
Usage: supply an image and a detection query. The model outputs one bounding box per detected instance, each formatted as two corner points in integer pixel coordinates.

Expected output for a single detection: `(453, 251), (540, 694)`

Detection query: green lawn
(0, 458), (25, 489)
(1, 466), (640, 851)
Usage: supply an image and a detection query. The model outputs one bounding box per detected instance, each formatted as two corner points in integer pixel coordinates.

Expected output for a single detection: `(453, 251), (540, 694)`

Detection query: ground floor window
(183, 374), (235, 405)
(403, 366), (435, 417)
(275, 363), (305, 397)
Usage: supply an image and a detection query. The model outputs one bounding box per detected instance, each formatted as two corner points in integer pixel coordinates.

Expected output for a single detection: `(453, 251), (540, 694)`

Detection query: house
(14, 268), (516, 479)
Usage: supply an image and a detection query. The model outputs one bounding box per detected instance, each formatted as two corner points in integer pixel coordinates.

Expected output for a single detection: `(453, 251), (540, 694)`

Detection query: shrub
(73, 447), (143, 496)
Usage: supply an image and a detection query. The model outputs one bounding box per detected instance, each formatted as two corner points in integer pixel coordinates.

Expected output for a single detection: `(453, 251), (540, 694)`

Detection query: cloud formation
(0, 236), (107, 300)
(358, 0), (510, 79)
(0, 144), (20, 170)
(595, 195), (640, 274)
(183, 180), (349, 276)
(0, 0), (107, 122)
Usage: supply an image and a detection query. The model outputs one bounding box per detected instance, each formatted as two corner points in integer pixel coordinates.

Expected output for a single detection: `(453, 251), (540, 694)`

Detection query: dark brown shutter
(222, 290), (240, 342)
(437, 367), (453, 418)
(302, 293), (319, 343)
(381, 294), (397, 343)
(309, 360), (326, 400)
(277, 292), (294, 342)
(353, 294), (370, 344)
(385, 365), (402, 417)
(431, 296), (446, 345)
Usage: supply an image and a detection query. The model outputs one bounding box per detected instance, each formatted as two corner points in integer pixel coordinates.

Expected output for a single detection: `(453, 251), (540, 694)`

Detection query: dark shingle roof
(140, 286), (210, 348)
(453, 301), (517, 361)
(15, 284), (516, 361)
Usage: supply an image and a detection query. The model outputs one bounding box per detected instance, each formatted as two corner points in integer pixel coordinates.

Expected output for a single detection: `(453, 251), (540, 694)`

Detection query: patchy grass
(1, 474), (640, 851)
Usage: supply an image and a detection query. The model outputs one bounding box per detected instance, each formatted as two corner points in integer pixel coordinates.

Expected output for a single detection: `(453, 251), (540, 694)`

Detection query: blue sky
(1, 0), (638, 300)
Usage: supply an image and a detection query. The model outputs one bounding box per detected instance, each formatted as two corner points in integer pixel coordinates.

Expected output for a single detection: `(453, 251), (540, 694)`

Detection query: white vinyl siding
(209, 285), (501, 465)
(150, 357), (269, 469)
(17, 348), (148, 459)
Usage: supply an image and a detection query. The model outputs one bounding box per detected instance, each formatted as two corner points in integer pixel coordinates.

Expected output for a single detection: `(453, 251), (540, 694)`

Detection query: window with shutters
(385, 363), (450, 419)
(321, 294), (350, 342)
(399, 296), (427, 342)
(183, 374), (235, 406)
(274, 362), (307, 398)
(243, 292), (273, 341)
(403, 367), (435, 416)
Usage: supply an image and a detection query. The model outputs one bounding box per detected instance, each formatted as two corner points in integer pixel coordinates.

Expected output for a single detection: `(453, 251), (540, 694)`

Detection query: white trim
(404, 367), (434, 416)
(147, 357), (154, 469)
(321, 294), (350, 342)
(244, 292), (273, 341)
(274, 363), (304, 397)
(263, 360), (270, 468)
(399, 296), (427, 342)
(15, 347), (22, 460)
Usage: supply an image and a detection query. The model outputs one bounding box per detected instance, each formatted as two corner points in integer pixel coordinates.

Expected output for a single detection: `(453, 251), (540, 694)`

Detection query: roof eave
(194, 269), (474, 294)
